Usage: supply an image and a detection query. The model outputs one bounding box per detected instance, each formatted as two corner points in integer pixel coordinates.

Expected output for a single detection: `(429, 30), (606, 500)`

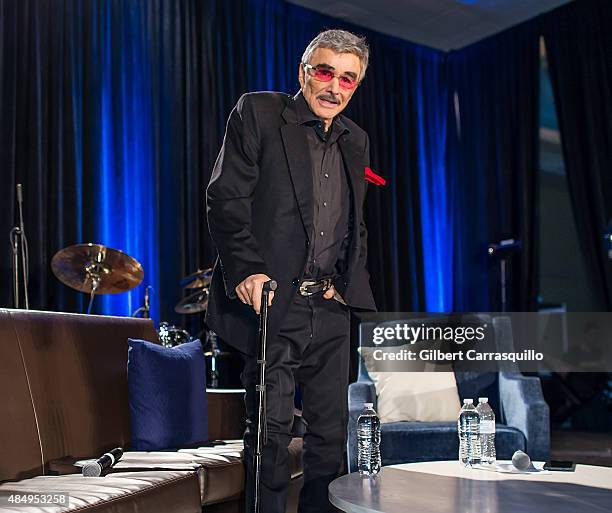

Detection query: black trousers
(241, 293), (350, 513)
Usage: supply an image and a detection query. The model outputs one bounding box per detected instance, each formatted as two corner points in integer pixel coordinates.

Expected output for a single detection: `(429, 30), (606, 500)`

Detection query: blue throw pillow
(128, 338), (208, 450)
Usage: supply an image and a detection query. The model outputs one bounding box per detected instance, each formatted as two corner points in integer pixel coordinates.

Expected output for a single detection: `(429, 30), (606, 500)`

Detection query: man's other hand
(235, 273), (275, 314)
(323, 286), (335, 300)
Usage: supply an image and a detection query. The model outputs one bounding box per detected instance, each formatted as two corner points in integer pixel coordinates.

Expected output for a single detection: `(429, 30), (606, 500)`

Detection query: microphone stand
(9, 227), (20, 308)
(9, 184), (29, 309)
(132, 285), (153, 318)
(488, 239), (521, 313)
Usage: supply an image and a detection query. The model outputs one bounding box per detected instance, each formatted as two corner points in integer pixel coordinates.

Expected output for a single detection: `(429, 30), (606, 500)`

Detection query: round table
(328, 461), (612, 513)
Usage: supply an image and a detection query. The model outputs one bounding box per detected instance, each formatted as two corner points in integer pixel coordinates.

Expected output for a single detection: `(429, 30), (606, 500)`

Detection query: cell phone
(543, 460), (576, 471)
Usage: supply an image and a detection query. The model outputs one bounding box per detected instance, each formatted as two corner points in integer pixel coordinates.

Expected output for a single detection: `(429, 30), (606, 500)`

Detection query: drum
(157, 322), (192, 348)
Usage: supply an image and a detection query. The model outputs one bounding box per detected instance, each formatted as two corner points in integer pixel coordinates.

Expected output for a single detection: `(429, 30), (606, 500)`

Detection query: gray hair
(301, 29), (369, 82)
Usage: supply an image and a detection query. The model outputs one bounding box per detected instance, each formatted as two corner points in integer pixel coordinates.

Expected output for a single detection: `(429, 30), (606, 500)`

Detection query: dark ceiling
(288, 0), (572, 51)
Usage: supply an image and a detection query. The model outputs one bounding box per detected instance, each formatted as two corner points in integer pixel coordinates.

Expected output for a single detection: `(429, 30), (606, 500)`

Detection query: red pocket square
(365, 167), (386, 186)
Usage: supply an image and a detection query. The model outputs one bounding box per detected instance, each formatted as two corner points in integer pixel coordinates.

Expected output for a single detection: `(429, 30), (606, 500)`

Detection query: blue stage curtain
(0, 1), (216, 324)
(447, 21), (541, 311)
(543, 0), (612, 310)
(88, 1), (158, 318)
(0, 0), (87, 313)
(1, 0), (546, 323)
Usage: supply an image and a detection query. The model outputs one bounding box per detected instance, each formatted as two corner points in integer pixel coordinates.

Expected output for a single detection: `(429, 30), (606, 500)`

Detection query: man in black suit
(206, 29), (376, 513)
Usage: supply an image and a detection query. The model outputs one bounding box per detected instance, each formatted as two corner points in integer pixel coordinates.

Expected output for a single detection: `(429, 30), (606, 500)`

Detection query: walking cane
(254, 279), (277, 513)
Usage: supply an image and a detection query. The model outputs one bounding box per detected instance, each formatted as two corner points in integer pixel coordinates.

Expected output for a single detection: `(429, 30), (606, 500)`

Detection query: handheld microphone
(143, 285), (152, 318)
(511, 450), (532, 471)
(16, 184), (25, 232)
(487, 238), (522, 258)
(82, 447), (124, 477)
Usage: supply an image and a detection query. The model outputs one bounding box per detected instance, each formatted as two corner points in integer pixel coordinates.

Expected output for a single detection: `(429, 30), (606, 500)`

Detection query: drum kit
(50, 243), (240, 387)
(175, 268), (212, 315)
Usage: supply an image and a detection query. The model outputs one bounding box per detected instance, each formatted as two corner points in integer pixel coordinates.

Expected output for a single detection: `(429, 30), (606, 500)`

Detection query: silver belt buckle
(299, 280), (317, 297)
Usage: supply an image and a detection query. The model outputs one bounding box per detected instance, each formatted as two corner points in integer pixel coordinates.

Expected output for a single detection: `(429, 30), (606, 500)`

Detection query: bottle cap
(478, 397), (488, 403)
(364, 402), (374, 408)
(463, 398), (473, 404)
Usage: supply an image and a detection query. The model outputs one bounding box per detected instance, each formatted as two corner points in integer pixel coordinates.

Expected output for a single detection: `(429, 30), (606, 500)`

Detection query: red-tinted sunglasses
(302, 63), (358, 90)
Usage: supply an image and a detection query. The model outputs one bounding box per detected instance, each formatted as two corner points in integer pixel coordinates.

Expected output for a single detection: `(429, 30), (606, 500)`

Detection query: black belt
(298, 277), (335, 297)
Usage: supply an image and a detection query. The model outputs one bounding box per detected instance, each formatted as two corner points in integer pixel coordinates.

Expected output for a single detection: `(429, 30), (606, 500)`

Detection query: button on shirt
(294, 92), (351, 279)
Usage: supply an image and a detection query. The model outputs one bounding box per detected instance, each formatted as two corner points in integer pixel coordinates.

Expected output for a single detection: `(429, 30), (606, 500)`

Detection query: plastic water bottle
(476, 397), (496, 465)
(357, 403), (381, 475)
(458, 399), (481, 467)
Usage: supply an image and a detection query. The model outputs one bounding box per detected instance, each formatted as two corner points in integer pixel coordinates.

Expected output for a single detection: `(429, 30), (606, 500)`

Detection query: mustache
(317, 94), (340, 104)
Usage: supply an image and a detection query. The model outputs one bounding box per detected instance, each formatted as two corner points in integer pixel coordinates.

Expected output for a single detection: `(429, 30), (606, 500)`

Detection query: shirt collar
(293, 91), (350, 142)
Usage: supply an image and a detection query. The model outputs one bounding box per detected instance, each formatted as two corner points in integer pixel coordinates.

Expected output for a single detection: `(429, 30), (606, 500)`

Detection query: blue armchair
(347, 316), (550, 471)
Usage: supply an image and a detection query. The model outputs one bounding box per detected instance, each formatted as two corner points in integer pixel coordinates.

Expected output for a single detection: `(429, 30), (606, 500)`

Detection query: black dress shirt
(294, 92), (351, 279)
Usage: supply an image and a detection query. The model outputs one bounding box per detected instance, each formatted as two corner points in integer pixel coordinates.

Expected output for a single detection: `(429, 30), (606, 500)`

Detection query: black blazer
(205, 92), (376, 355)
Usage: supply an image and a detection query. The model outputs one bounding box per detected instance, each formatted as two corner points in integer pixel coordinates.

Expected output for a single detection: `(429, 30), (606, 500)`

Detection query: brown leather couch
(0, 308), (302, 512)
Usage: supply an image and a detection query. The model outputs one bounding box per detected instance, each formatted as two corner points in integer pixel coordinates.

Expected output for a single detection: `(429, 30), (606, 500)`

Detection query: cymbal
(175, 288), (209, 314)
(180, 268), (213, 289)
(51, 243), (144, 294)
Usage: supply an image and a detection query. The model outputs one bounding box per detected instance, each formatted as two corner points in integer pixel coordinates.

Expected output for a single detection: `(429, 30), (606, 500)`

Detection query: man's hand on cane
(236, 274), (275, 314)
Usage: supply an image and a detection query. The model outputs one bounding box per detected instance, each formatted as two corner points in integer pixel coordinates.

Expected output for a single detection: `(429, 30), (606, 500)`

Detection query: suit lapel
(281, 104), (314, 241)
(339, 131), (365, 270)
(338, 133), (363, 206)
